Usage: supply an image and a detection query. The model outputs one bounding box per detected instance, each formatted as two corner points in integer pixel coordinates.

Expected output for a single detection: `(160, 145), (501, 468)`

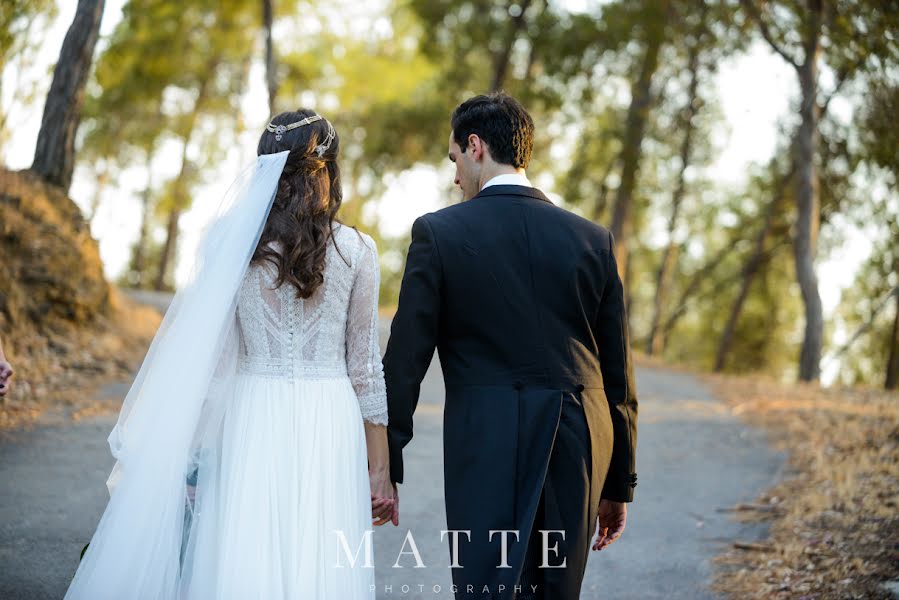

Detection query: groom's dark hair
(451, 93), (534, 169)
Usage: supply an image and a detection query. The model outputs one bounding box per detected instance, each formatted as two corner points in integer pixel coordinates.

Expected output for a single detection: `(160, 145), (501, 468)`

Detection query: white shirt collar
(481, 173), (533, 191)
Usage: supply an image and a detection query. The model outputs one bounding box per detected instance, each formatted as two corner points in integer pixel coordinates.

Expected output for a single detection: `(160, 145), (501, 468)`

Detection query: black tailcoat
(383, 185), (638, 599)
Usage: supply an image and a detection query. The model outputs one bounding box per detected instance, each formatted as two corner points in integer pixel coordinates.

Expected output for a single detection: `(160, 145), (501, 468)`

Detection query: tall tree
(740, 0), (896, 381)
(887, 291), (899, 390)
(130, 155), (157, 287)
(859, 82), (899, 389)
(714, 165), (793, 371)
(834, 77), (898, 388)
(81, 0), (181, 287)
(835, 240), (899, 388)
(490, 0), (535, 92)
(607, 0), (668, 286)
(263, 0), (278, 114)
(646, 0), (709, 355)
(30, 0), (105, 192)
(153, 48), (220, 290)
(83, 0), (258, 291)
(713, 74), (858, 371)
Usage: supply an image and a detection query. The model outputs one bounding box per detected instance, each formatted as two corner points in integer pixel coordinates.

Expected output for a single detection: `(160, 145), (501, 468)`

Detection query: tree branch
(490, 0), (534, 91)
(824, 286), (899, 363)
(740, 0), (801, 70)
(818, 54), (866, 116)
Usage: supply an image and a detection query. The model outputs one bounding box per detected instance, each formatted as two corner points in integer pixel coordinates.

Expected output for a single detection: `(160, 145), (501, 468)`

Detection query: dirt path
(0, 309), (784, 599)
(370, 355), (785, 599)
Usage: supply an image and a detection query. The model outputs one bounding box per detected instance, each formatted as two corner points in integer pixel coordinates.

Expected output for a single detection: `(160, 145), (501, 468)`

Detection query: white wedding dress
(183, 223), (387, 599)
(63, 153), (387, 600)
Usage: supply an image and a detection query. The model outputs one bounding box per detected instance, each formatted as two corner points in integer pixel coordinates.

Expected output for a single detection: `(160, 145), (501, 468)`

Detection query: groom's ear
(467, 134), (485, 161)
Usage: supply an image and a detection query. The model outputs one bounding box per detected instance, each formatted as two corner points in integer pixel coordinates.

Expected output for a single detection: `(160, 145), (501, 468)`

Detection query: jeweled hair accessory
(265, 114), (336, 157)
(266, 114), (321, 141)
(314, 119), (336, 157)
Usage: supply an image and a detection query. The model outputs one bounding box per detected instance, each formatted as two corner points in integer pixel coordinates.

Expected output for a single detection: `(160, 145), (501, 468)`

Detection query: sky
(2, 1), (878, 382)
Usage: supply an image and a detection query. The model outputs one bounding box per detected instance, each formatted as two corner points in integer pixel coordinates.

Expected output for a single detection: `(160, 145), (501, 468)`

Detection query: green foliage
(834, 196), (899, 386)
(855, 80), (898, 182)
(7, 0), (893, 383)
(82, 0), (266, 289)
(116, 230), (164, 289)
(0, 0), (57, 157)
(0, 0), (56, 69)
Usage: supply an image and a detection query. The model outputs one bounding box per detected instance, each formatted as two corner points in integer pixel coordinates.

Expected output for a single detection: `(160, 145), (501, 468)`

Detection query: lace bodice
(235, 224), (388, 425)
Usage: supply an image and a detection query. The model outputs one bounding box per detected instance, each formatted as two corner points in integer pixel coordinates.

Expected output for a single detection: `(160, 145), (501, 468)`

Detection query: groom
(383, 92), (638, 600)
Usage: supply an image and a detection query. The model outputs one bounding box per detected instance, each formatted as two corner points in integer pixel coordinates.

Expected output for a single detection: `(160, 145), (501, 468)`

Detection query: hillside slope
(0, 168), (159, 429)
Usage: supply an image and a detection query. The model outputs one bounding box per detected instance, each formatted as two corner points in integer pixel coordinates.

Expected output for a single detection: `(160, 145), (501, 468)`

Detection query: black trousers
(517, 391), (593, 600)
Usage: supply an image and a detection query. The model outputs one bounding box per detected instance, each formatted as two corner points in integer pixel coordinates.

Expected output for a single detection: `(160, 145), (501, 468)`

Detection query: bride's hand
(365, 422), (393, 525)
(369, 465), (393, 526)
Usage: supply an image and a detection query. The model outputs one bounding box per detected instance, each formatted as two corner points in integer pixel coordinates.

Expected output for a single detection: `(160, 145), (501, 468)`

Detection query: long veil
(64, 150), (290, 600)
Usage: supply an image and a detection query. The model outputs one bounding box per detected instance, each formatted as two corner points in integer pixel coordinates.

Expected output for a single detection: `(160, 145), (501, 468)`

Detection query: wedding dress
(64, 151), (386, 600)
(187, 224), (387, 600)
(185, 224), (387, 599)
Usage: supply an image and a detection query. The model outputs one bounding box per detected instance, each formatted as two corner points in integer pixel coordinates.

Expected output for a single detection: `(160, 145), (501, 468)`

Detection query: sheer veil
(64, 150), (290, 600)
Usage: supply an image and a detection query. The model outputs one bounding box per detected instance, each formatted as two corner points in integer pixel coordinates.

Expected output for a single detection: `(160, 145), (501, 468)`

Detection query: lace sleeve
(346, 234), (388, 425)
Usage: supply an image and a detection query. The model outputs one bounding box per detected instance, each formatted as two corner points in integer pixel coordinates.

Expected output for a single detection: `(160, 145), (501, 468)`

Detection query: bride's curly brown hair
(254, 109), (350, 299)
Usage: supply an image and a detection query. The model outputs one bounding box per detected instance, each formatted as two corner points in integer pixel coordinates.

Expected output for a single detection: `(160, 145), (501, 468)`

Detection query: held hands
(592, 498), (627, 551)
(369, 465), (396, 526)
(364, 422), (397, 526)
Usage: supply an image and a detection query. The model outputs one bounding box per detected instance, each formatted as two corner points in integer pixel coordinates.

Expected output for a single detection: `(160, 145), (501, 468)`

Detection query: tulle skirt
(185, 373), (375, 599)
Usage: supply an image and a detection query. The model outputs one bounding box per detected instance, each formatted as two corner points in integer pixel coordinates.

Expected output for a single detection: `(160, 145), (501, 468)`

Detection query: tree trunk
(794, 0), (824, 381)
(648, 242), (679, 354)
(30, 0), (105, 192)
(714, 169), (791, 371)
(154, 207), (181, 291)
(263, 0), (277, 115)
(88, 164), (108, 222)
(152, 58), (217, 290)
(490, 0), (534, 91)
(610, 6), (665, 285)
(154, 136), (194, 291)
(885, 291), (899, 390)
(587, 157), (616, 223)
(657, 236), (786, 350)
(132, 186), (151, 285)
(647, 8), (703, 355)
(132, 160), (154, 287)
(658, 244), (730, 348)
(594, 180), (610, 223)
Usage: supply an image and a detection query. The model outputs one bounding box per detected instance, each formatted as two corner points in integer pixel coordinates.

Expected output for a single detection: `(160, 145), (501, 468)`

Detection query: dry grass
(0, 287), (160, 430)
(704, 372), (899, 600)
(1, 167), (161, 430)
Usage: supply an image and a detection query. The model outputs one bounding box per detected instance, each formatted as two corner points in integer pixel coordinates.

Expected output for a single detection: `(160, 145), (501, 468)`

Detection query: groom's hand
(593, 499), (627, 551)
(371, 496), (393, 526)
(390, 482), (399, 527)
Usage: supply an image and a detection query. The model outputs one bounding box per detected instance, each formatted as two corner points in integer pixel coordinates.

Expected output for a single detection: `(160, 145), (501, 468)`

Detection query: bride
(65, 109), (396, 599)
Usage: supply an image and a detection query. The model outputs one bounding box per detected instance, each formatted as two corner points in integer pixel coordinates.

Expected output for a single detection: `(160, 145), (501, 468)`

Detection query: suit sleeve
(383, 215), (442, 485)
(596, 230), (638, 502)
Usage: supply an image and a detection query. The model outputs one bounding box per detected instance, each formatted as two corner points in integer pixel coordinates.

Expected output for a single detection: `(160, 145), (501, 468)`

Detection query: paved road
(0, 308), (784, 599)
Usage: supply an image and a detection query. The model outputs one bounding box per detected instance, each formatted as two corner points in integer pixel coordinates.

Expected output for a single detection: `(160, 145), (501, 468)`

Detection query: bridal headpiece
(266, 114), (336, 157)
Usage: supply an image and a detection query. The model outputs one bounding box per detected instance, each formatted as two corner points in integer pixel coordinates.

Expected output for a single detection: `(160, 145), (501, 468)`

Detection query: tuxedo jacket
(383, 183), (638, 549)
